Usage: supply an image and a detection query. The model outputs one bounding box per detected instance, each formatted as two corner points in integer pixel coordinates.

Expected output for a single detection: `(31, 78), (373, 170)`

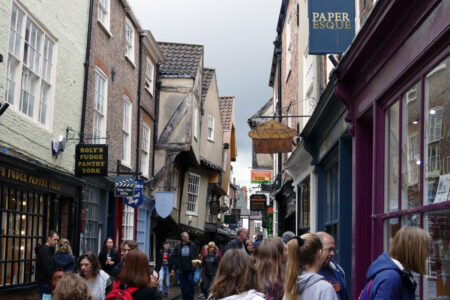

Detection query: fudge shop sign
(75, 144), (108, 177)
(308, 0), (355, 54)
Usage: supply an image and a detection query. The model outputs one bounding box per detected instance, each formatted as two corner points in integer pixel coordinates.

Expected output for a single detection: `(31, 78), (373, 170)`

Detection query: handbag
(194, 267), (201, 285)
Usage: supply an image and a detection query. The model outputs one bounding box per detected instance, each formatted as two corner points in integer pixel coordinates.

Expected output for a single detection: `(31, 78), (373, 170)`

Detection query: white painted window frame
(145, 57), (155, 95)
(93, 68), (108, 144)
(121, 96), (132, 166)
(207, 115), (215, 141)
(124, 18), (134, 63)
(141, 123), (151, 178)
(97, 0), (110, 31)
(186, 173), (200, 215)
(5, 3), (57, 130)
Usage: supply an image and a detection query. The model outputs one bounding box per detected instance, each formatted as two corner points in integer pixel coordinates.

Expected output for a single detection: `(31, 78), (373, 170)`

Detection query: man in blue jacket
(317, 232), (348, 300)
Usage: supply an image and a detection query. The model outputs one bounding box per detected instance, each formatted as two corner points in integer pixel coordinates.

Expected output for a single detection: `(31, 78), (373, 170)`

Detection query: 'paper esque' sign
(308, 0), (355, 54)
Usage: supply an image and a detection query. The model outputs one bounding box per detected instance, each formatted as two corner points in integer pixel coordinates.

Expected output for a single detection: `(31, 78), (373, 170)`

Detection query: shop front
(333, 0), (449, 298)
(300, 84), (353, 293)
(0, 152), (82, 296)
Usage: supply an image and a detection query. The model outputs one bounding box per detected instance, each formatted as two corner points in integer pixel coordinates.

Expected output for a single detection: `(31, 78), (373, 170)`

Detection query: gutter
(79, 0), (94, 144)
(76, 0), (94, 257)
(151, 63), (161, 178)
(135, 34), (143, 177)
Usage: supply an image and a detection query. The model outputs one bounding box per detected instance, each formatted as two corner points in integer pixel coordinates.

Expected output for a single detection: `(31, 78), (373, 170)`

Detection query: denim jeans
(179, 271), (194, 300)
(158, 265), (170, 293)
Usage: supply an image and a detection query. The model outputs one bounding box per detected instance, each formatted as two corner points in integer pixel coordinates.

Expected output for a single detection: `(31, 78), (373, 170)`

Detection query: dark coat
(174, 241), (198, 273)
(111, 258), (125, 278)
(222, 238), (243, 255)
(50, 253), (76, 274)
(363, 252), (416, 300)
(35, 244), (54, 283)
(202, 252), (220, 276)
(98, 249), (121, 275)
(155, 249), (174, 272)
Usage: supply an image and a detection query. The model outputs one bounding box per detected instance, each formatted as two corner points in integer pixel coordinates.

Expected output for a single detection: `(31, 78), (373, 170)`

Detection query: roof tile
(158, 42), (203, 78)
(219, 96), (234, 130)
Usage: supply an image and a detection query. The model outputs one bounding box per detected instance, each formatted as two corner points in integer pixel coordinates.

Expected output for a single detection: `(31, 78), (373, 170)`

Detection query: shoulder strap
(366, 279), (373, 300)
(112, 280), (120, 291)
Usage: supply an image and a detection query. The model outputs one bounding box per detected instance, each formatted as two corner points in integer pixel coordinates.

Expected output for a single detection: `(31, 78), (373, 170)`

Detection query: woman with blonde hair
(359, 226), (431, 299)
(284, 233), (337, 300)
(53, 272), (93, 300)
(201, 241), (221, 297)
(50, 238), (76, 274)
(253, 237), (287, 300)
(208, 249), (264, 300)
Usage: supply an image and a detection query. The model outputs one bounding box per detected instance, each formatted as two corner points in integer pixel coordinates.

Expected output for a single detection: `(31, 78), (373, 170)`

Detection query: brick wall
(84, 0), (141, 174)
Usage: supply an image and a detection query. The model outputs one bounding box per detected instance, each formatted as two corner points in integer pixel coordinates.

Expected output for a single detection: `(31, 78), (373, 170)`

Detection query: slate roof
(219, 96), (234, 131)
(201, 68), (215, 103)
(157, 42), (204, 78)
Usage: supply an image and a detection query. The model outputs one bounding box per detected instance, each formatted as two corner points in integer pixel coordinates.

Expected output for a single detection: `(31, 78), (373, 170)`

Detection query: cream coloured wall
(0, 0), (89, 174)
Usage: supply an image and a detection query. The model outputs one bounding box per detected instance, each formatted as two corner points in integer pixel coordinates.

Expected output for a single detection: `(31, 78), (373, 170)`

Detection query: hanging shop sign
(114, 176), (135, 197)
(75, 144), (108, 177)
(251, 170), (272, 184)
(210, 200), (220, 215)
(248, 120), (297, 153)
(125, 180), (144, 208)
(250, 194), (267, 211)
(155, 191), (175, 218)
(308, 0), (355, 54)
(224, 214), (237, 225)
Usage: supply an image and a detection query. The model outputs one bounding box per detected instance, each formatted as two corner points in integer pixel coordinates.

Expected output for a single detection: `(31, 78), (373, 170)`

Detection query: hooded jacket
(210, 289), (265, 300)
(50, 253), (76, 274)
(364, 252), (416, 300)
(296, 272), (338, 300)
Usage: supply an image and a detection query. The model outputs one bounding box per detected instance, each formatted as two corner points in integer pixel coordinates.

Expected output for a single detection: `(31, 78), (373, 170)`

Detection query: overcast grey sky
(129, 0), (280, 188)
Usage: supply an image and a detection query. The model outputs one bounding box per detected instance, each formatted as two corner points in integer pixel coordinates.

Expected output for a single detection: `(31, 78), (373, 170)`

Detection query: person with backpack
(98, 237), (121, 276)
(50, 238), (76, 290)
(106, 249), (159, 300)
(358, 226), (431, 300)
(284, 234), (338, 300)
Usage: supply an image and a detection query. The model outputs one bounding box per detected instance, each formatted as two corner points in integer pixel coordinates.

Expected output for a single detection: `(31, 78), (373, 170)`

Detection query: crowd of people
(35, 225), (431, 300)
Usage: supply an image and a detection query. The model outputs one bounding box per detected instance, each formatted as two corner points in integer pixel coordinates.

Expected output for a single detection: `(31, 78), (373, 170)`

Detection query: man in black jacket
(174, 232), (198, 300)
(156, 242), (174, 297)
(222, 227), (248, 255)
(36, 230), (59, 299)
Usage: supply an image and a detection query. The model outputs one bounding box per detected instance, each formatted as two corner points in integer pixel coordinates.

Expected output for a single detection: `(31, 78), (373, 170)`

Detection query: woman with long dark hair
(98, 237), (120, 275)
(253, 237), (287, 300)
(113, 249), (159, 300)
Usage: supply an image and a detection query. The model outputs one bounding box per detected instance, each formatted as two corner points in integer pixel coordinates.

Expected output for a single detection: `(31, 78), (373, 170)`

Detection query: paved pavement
(163, 281), (201, 300)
